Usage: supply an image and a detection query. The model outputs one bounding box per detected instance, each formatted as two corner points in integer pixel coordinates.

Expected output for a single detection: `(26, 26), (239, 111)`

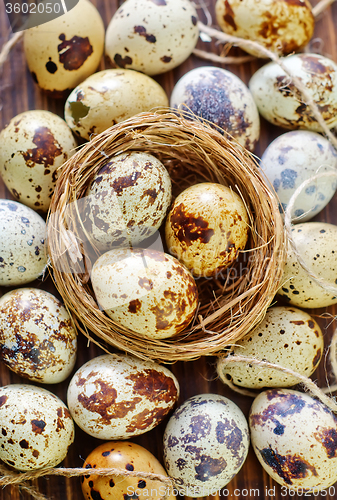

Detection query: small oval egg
(105, 0), (199, 76)
(278, 222), (337, 308)
(165, 183), (249, 278)
(64, 68), (169, 140)
(215, 0), (314, 57)
(84, 151), (172, 251)
(163, 393), (250, 497)
(0, 384), (74, 470)
(91, 248), (198, 339)
(249, 389), (337, 491)
(217, 306), (323, 389)
(0, 288), (77, 383)
(0, 200), (47, 286)
(67, 353), (179, 440)
(260, 130), (337, 222)
(82, 441), (175, 500)
(23, 0), (105, 97)
(249, 53), (337, 131)
(0, 110), (77, 212)
(170, 66), (260, 151)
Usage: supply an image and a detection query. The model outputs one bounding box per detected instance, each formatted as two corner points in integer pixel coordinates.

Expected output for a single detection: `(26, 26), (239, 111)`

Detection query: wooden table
(1, 0), (337, 499)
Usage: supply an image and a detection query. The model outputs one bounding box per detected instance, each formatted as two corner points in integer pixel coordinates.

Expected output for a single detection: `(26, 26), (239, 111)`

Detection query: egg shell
(0, 200), (47, 286)
(23, 0), (105, 97)
(81, 441), (176, 500)
(0, 110), (77, 212)
(260, 130), (337, 222)
(0, 288), (77, 384)
(91, 248), (198, 339)
(64, 68), (169, 140)
(249, 389), (337, 491)
(163, 393), (250, 497)
(165, 183), (249, 278)
(67, 353), (179, 440)
(170, 66), (260, 151)
(105, 0), (199, 76)
(0, 384), (74, 471)
(84, 151), (172, 251)
(278, 222), (337, 308)
(249, 53), (337, 131)
(215, 0), (314, 56)
(217, 306), (323, 389)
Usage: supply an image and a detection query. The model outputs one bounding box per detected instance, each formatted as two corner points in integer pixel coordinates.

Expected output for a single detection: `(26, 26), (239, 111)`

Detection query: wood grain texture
(1, 0), (337, 499)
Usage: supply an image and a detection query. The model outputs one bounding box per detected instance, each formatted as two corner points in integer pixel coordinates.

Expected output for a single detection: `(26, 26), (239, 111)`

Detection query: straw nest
(47, 108), (286, 362)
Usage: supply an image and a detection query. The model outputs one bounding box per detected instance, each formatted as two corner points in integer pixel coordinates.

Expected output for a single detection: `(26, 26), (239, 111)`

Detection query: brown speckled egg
(0, 384), (74, 471)
(67, 354), (179, 440)
(249, 389), (337, 491)
(0, 288), (77, 384)
(0, 110), (77, 212)
(91, 248), (198, 339)
(217, 306), (323, 389)
(0, 200), (47, 286)
(81, 441), (176, 500)
(84, 151), (172, 251)
(163, 394), (250, 497)
(215, 0), (314, 57)
(23, 0), (104, 97)
(165, 183), (249, 278)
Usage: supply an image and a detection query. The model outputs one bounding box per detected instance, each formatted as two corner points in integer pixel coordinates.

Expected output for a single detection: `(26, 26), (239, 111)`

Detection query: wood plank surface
(1, 0), (337, 499)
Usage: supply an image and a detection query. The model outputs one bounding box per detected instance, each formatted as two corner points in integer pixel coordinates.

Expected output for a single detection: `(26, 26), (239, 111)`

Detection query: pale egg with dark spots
(67, 354), (179, 439)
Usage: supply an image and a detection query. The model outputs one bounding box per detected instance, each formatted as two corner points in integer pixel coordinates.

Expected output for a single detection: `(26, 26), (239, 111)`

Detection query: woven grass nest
(47, 108), (286, 362)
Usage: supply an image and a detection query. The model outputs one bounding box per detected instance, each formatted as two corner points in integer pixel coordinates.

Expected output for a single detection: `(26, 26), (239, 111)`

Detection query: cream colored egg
(215, 0), (314, 57)
(0, 200), (47, 286)
(165, 183), (249, 278)
(249, 53), (337, 131)
(105, 0), (199, 76)
(170, 66), (260, 151)
(0, 288), (77, 383)
(0, 110), (76, 212)
(163, 394), (250, 497)
(64, 69), (169, 139)
(91, 248), (198, 339)
(23, 0), (104, 97)
(250, 389), (337, 491)
(84, 151), (172, 251)
(217, 306), (323, 389)
(0, 384), (74, 471)
(278, 222), (337, 308)
(67, 354), (179, 440)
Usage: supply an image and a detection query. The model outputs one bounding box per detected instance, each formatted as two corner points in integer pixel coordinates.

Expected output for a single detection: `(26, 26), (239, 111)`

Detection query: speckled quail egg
(64, 68), (169, 140)
(0, 110), (77, 212)
(0, 200), (47, 286)
(163, 393), (250, 497)
(67, 353), (179, 440)
(91, 248), (198, 339)
(83, 151), (172, 251)
(165, 183), (249, 278)
(23, 0), (104, 97)
(217, 306), (323, 389)
(170, 66), (260, 151)
(0, 384), (74, 471)
(215, 0), (314, 57)
(278, 222), (337, 308)
(82, 441), (176, 500)
(105, 0), (199, 76)
(249, 53), (337, 131)
(250, 389), (337, 491)
(0, 288), (77, 383)
(260, 130), (337, 222)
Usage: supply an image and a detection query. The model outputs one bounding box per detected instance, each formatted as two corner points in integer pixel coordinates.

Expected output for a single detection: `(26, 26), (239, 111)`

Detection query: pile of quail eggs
(1, 0), (337, 497)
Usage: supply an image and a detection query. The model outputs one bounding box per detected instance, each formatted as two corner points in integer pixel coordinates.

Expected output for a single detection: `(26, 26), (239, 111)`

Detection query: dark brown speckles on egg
(58, 34), (93, 71)
(22, 127), (62, 169)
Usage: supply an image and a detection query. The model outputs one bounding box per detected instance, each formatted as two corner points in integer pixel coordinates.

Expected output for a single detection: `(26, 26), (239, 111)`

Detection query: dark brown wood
(1, 0), (337, 499)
